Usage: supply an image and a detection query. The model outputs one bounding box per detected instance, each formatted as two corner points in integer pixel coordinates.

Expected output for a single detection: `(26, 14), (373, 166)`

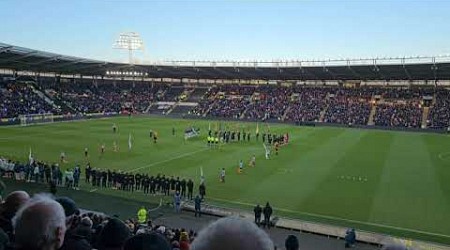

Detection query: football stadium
(1, 1), (450, 250)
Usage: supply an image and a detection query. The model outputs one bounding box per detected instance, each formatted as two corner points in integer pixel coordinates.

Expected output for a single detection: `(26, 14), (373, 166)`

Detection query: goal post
(19, 113), (54, 126)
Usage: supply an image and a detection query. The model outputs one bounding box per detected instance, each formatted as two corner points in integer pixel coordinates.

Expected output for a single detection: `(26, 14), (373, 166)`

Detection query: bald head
(2, 191), (30, 218)
(191, 217), (274, 250)
(13, 194), (66, 250)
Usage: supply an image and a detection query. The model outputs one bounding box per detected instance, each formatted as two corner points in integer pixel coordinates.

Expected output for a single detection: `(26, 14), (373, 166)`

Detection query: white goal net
(19, 113), (54, 126)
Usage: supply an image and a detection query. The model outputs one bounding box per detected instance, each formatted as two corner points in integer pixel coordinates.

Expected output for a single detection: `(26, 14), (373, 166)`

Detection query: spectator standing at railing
(187, 179), (194, 200)
(194, 195), (202, 217)
(174, 191), (182, 213)
(263, 202), (273, 229)
(345, 228), (356, 248)
(253, 204), (262, 226)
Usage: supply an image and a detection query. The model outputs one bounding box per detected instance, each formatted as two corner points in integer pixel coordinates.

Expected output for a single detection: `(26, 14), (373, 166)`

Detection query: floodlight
(113, 32), (144, 65)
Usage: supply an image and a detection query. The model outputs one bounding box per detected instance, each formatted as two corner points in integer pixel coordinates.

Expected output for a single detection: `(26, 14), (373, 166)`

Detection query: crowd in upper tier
(1, 79), (449, 130)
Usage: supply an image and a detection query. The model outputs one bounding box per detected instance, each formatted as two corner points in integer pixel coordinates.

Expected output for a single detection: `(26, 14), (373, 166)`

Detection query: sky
(1, 0), (450, 63)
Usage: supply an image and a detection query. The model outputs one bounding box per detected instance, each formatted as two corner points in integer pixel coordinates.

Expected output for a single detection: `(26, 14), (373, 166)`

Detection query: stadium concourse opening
(1, 43), (450, 250)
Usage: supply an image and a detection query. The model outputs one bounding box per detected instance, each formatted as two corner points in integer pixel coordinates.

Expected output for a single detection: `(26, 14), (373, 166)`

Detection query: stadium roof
(1, 42), (450, 81)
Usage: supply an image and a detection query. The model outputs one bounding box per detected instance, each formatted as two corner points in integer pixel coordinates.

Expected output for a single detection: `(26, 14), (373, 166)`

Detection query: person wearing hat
(124, 232), (171, 250)
(285, 235), (299, 250)
(137, 206), (147, 224)
(98, 218), (131, 250)
(55, 197), (92, 250)
(179, 231), (190, 250)
(55, 197), (79, 224)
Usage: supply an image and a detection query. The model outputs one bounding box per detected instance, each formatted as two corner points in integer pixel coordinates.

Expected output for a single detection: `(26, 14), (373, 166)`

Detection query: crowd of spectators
(284, 87), (329, 123)
(374, 102), (422, 128)
(428, 89), (450, 129)
(191, 85), (449, 130)
(3, 79), (450, 131)
(0, 190), (200, 250)
(0, 188), (414, 250)
(244, 86), (292, 121)
(42, 82), (170, 114)
(324, 97), (372, 125)
(0, 83), (58, 119)
(209, 98), (250, 119)
(190, 85), (255, 117)
(0, 156), (77, 191)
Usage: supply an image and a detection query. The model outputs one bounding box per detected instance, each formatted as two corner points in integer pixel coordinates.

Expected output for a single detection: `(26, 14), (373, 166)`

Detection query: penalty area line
(207, 197), (450, 239)
(130, 148), (208, 172)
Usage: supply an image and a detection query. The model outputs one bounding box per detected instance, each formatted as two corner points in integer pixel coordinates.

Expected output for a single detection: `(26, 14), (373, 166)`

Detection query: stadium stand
(185, 87), (208, 102)
(2, 75), (450, 132)
(428, 88), (450, 129)
(284, 87), (329, 123)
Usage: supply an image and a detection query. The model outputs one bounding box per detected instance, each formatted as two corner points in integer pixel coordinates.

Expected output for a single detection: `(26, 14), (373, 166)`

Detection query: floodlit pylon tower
(113, 32), (144, 65)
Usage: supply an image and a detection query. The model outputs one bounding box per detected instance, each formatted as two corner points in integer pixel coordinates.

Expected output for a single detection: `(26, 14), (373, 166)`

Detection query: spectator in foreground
(191, 217), (274, 250)
(12, 194), (66, 250)
(0, 191), (30, 240)
(124, 232), (171, 250)
(58, 197), (90, 250)
(285, 235), (299, 250)
(98, 218), (131, 250)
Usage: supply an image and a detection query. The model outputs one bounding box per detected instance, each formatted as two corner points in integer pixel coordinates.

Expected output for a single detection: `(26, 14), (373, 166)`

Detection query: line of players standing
(85, 165), (201, 200)
(209, 129), (287, 145)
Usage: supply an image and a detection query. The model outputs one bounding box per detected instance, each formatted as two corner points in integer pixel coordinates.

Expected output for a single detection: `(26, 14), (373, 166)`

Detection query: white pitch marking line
(207, 197), (450, 239)
(130, 148), (208, 172)
(89, 189), (98, 193)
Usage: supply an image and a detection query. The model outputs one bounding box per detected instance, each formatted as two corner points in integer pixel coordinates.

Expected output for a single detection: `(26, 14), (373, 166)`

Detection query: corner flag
(128, 133), (132, 151)
(256, 122), (259, 134)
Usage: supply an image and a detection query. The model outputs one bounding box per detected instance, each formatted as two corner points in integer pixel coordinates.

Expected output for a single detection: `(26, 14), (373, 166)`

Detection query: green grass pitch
(0, 116), (449, 244)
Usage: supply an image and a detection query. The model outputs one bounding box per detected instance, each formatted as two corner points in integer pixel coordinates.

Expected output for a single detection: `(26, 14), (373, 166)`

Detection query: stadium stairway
(367, 104), (377, 126)
(319, 93), (331, 122)
(165, 102), (178, 115)
(281, 105), (291, 121)
(29, 81), (76, 113)
(144, 103), (154, 113)
(240, 92), (258, 119)
(202, 99), (217, 117)
(27, 82), (60, 110)
(421, 107), (429, 129)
